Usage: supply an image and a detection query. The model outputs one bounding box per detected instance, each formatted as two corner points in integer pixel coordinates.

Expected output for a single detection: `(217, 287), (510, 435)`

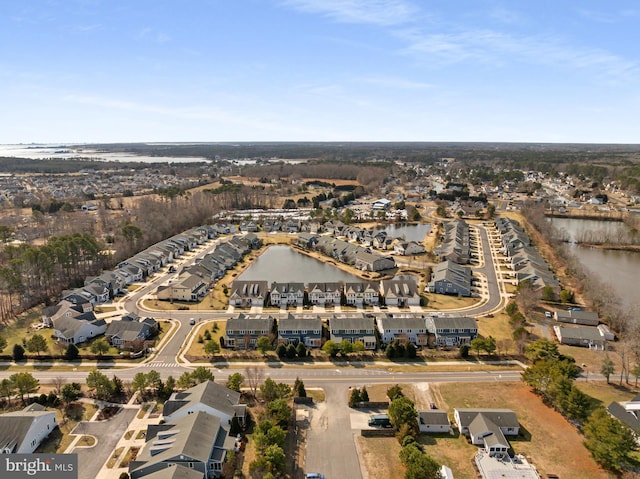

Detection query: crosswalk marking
(144, 362), (181, 368)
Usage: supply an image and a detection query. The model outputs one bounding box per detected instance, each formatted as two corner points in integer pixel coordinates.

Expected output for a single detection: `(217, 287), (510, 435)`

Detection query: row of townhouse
(435, 219), (471, 264)
(495, 218), (560, 291)
(296, 233), (396, 272)
(228, 278), (421, 308)
(156, 234), (262, 302)
(41, 225), (221, 345)
(223, 312), (478, 350)
(130, 380), (247, 479)
(321, 220), (426, 256)
(427, 260), (473, 297)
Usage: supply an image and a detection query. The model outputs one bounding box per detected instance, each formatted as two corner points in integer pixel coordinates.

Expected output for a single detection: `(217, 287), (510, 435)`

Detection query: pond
(375, 223), (432, 242)
(237, 245), (363, 285)
(548, 217), (632, 243)
(549, 217), (640, 311)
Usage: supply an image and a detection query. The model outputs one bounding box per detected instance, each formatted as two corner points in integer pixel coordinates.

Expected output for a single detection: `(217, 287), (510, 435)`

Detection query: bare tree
(244, 366), (263, 399)
(52, 376), (66, 395)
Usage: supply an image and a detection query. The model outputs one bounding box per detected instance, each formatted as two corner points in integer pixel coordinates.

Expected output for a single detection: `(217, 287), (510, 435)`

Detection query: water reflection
(237, 245), (362, 285)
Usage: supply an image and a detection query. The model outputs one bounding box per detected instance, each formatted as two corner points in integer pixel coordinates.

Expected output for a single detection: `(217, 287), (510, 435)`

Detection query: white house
(0, 404), (57, 454)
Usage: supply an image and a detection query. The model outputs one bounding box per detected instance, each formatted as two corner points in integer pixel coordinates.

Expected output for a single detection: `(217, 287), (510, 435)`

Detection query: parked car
(305, 474), (325, 479)
(545, 311), (552, 318)
(368, 414), (392, 428)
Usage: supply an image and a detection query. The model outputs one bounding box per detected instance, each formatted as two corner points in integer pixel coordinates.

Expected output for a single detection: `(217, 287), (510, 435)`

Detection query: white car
(189, 318), (196, 325)
(305, 474), (325, 479)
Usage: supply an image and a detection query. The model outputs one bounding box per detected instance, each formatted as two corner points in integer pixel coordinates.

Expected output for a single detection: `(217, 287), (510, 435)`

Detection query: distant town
(0, 142), (639, 479)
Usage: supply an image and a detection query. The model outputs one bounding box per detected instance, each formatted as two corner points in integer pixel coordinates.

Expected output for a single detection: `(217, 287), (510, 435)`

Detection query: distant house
(553, 325), (606, 349)
(554, 310), (599, 326)
(156, 273), (208, 302)
(130, 411), (236, 479)
(329, 315), (376, 349)
(228, 281), (269, 308)
(454, 409), (519, 455)
(269, 282), (305, 307)
(372, 198), (392, 210)
(418, 410), (451, 433)
(355, 250), (396, 272)
(427, 260), (472, 297)
(0, 404), (57, 454)
(376, 315), (428, 347)
(277, 314), (323, 348)
(224, 314), (274, 349)
(426, 316), (478, 347)
(344, 282), (379, 306)
(393, 241), (425, 256)
(105, 315), (158, 350)
(163, 380), (247, 427)
(308, 282), (343, 306)
(381, 279), (421, 307)
(45, 300), (106, 345)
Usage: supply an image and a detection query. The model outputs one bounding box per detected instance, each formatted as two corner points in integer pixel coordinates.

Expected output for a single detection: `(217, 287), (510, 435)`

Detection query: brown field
(434, 381), (608, 479)
(357, 381), (610, 479)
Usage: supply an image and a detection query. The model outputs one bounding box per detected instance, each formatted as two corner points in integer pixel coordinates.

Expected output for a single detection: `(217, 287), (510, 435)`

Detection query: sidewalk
(95, 394), (160, 479)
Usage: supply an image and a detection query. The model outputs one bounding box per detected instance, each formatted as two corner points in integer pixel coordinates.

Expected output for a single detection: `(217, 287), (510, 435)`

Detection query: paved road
(70, 408), (137, 479)
(305, 383), (362, 479)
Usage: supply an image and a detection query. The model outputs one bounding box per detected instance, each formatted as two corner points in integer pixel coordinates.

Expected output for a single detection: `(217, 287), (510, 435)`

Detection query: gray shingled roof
(163, 381), (242, 419)
(0, 407), (56, 453)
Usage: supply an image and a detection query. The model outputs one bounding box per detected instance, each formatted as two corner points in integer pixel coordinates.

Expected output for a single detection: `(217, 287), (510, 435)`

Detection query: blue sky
(1, 0), (639, 143)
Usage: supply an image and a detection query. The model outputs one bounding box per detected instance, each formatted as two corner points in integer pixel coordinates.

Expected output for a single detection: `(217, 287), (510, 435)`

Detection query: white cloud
(398, 28), (639, 80)
(281, 0), (418, 26)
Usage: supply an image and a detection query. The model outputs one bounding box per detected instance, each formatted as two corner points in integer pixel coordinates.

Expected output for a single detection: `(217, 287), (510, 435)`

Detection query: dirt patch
(355, 436), (403, 479)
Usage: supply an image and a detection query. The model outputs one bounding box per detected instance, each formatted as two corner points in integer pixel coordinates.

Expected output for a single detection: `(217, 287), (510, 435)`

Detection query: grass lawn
(106, 447), (124, 468)
(185, 321), (225, 358)
(37, 402), (99, 454)
(94, 305), (118, 314)
(476, 311), (514, 344)
(575, 380), (637, 409)
(424, 294), (480, 311)
(306, 388), (325, 403)
(356, 436), (404, 479)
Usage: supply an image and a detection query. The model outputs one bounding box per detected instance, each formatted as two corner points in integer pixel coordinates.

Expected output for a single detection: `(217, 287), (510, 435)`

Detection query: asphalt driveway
(71, 408), (138, 479)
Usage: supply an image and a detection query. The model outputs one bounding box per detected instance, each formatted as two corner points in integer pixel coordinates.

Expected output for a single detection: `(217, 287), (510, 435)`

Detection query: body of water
(375, 223), (432, 242)
(549, 217), (640, 310)
(549, 217), (631, 243)
(237, 245), (362, 285)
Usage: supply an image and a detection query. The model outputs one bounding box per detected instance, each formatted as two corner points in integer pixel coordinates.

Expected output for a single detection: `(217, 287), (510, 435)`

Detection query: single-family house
(355, 250), (396, 272)
(277, 314), (323, 348)
(156, 273), (208, 302)
(46, 300), (107, 345)
(426, 316), (478, 347)
(224, 314), (274, 349)
(0, 404), (58, 454)
(553, 325), (606, 349)
(454, 409), (519, 455)
(418, 410), (451, 433)
(607, 395), (640, 440)
(105, 316), (158, 350)
(394, 241), (426, 256)
(554, 310), (599, 326)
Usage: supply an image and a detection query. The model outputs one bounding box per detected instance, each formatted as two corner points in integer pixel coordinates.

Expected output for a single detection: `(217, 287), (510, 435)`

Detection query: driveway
(304, 384), (363, 479)
(70, 408), (138, 479)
